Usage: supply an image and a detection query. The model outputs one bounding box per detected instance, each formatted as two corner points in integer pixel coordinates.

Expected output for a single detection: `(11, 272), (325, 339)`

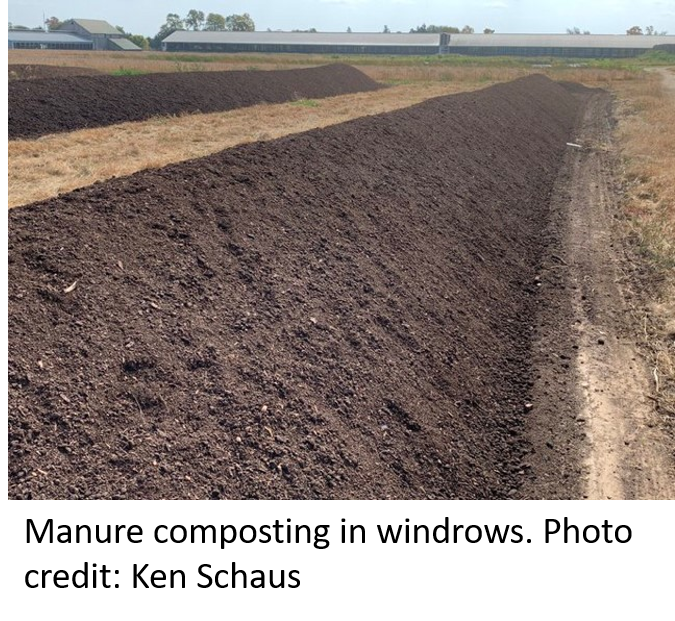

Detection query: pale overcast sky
(7, 0), (675, 37)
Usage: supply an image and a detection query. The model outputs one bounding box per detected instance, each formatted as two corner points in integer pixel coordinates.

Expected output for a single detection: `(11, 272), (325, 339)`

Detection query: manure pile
(9, 75), (584, 499)
(8, 64), (380, 139)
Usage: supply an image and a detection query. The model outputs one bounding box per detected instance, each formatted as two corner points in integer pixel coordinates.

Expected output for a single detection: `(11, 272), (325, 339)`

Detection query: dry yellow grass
(612, 69), (675, 416)
(8, 49), (638, 85)
(8, 49), (315, 73)
(8, 80), (490, 208)
(9, 55), (641, 210)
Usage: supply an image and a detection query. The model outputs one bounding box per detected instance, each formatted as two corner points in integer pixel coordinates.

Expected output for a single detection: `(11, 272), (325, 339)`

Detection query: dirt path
(557, 90), (675, 499)
(652, 67), (675, 94)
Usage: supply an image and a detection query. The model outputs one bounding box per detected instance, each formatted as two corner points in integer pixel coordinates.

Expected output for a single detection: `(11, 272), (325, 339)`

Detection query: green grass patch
(110, 68), (146, 76)
(145, 50), (675, 72)
(290, 99), (320, 108)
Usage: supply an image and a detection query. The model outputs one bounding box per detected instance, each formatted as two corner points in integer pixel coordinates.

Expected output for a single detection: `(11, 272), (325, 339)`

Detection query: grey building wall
(164, 41), (439, 55)
(8, 31), (93, 50)
(58, 19), (134, 51)
(161, 31), (441, 55)
(443, 33), (675, 58)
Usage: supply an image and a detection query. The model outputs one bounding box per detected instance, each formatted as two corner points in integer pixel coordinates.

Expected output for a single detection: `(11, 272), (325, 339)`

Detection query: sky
(7, 0), (675, 37)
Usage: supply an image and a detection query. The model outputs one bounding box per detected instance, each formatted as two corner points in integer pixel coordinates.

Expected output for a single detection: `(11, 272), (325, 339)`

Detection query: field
(7, 50), (675, 500)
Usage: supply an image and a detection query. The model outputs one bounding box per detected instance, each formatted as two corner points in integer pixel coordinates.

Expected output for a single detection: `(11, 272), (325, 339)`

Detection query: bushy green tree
(185, 9), (205, 30)
(128, 34), (150, 49)
(205, 13), (226, 31)
(410, 24), (460, 34)
(44, 16), (62, 31)
(151, 13), (185, 48)
(225, 13), (255, 31)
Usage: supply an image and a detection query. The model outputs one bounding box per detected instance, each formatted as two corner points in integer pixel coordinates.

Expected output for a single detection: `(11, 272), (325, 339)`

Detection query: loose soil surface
(8, 80), (483, 209)
(8, 64), (102, 80)
(9, 75), (583, 499)
(8, 64), (381, 140)
(522, 87), (675, 499)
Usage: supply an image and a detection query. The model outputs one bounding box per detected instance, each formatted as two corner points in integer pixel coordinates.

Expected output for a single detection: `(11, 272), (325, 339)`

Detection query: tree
(626, 25), (643, 35)
(205, 13), (226, 31)
(383, 25), (390, 33)
(483, 28), (495, 34)
(410, 24), (460, 34)
(151, 13), (185, 48)
(644, 25), (668, 35)
(162, 13), (185, 33)
(44, 16), (62, 31)
(461, 25), (474, 34)
(185, 9), (205, 30)
(347, 26), (352, 33)
(128, 34), (150, 49)
(225, 13), (255, 31)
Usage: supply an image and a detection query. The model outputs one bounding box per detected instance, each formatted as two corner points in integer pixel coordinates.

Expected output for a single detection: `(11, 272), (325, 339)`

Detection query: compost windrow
(8, 63), (381, 139)
(9, 75), (587, 499)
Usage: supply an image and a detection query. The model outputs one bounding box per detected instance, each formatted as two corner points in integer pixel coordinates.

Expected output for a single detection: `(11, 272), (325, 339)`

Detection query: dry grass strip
(613, 70), (675, 418)
(8, 81), (485, 209)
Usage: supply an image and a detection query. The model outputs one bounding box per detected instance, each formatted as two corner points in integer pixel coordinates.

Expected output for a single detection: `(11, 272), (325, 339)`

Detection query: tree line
(567, 25), (668, 35)
(152, 10), (254, 48)
(408, 24), (494, 34)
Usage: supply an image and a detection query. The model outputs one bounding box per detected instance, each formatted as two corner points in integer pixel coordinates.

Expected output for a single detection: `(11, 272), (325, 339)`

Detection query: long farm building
(161, 31), (675, 58)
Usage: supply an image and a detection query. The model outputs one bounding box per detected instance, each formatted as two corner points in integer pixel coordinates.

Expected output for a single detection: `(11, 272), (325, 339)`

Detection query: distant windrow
(8, 64), (381, 139)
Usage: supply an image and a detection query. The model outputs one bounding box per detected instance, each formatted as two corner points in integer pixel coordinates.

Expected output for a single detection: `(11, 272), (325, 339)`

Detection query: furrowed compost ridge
(9, 75), (590, 499)
(8, 63), (381, 139)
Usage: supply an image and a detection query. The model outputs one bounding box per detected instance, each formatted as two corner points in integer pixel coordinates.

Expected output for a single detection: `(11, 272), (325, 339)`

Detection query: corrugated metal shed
(160, 30), (675, 57)
(8, 31), (91, 44)
(8, 30), (93, 48)
(61, 19), (122, 35)
(447, 33), (675, 49)
(163, 31), (440, 46)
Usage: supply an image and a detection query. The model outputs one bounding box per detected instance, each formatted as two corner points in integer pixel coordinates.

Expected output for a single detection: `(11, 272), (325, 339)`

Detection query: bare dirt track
(9, 75), (586, 499)
(521, 86), (675, 500)
(8, 64), (381, 140)
(8, 64), (102, 80)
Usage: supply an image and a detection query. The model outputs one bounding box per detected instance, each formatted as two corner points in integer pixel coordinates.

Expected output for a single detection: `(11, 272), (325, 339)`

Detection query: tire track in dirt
(530, 91), (675, 500)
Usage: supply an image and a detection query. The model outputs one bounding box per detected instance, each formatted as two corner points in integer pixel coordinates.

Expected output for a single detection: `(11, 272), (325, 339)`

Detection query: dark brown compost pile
(8, 75), (585, 499)
(8, 64), (381, 139)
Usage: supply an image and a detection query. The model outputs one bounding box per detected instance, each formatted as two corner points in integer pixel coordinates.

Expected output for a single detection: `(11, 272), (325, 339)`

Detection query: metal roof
(448, 33), (675, 49)
(162, 31), (675, 50)
(162, 31), (440, 46)
(8, 30), (92, 44)
(108, 37), (142, 50)
(60, 19), (121, 35)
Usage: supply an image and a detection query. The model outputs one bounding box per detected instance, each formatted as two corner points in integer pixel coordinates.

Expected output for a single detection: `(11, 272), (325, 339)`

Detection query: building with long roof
(161, 30), (675, 58)
(8, 19), (141, 51)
